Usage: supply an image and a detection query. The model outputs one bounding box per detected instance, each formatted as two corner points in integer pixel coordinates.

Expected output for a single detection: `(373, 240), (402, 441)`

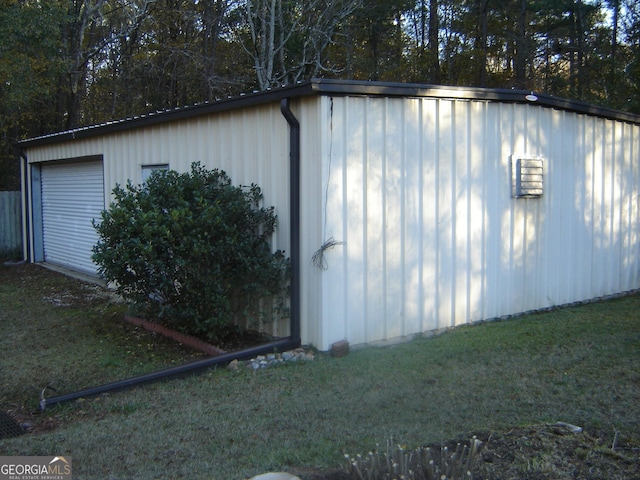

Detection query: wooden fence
(0, 191), (22, 256)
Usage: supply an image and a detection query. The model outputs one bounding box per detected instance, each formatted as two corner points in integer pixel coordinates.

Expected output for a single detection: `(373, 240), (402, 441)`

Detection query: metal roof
(18, 78), (640, 148)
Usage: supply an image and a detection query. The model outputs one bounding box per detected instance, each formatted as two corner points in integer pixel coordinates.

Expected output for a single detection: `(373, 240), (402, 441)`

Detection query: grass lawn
(1, 263), (639, 479)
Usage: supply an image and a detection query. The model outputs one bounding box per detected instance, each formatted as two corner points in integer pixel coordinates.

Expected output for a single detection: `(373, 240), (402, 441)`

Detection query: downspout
(280, 97), (301, 343)
(19, 151), (30, 262)
(40, 98), (303, 410)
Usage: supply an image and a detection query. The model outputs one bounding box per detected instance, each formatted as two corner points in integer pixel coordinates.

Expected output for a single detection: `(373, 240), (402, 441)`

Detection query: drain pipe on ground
(39, 339), (300, 410)
(39, 98), (303, 411)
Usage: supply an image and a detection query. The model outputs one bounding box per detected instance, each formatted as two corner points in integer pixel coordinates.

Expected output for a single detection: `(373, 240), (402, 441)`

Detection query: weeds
(346, 437), (483, 480)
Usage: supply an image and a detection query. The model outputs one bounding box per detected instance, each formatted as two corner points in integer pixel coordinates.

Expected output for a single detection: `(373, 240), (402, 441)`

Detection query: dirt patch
(296, 424), (640, 479)
(2, 262), (117, 308)
(474, 424), (639, 479)
(0, 410), (25, 439)
(124, 314), (227, 356)
(1, 406), (61, 437)
(42, 282), (118, 307)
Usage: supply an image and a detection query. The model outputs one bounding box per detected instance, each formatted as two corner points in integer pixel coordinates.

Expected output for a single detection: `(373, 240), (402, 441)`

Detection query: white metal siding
(22, 95), (640, 350)
(26, 104), (291, 337)
(41, 160), (104, 275)
(0, 191), (22, 254)
(316, 96), (640, 349)
(297, 98), (329, 348)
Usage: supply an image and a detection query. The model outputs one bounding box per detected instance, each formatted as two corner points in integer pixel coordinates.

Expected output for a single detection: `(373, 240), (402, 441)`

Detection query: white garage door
(41, 160), (104, 275)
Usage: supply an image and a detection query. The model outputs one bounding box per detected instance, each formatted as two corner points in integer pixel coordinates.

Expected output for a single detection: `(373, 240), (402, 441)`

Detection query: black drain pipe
(40, 338), (299, 410)
(19, 151), (30, 262)
(40, 98), (303, 410)
(280, 97), (301, 343)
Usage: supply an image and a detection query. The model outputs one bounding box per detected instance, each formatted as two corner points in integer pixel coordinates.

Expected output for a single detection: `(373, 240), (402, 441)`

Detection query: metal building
(18, 80), (640, 351)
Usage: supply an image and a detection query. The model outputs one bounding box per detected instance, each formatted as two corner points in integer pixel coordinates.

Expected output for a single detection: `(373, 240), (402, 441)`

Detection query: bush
(92, 162), (289, 343)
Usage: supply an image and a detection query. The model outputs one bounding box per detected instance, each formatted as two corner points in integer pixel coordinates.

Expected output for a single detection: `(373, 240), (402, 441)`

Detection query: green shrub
(92, 162), (289, 343)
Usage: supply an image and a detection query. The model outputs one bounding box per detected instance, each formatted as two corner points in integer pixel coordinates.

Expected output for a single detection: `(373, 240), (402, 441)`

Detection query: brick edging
(124, 314), (227, 356)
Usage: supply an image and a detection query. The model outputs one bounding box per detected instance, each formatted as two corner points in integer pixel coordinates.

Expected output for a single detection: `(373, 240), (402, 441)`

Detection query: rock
(330, 339), (349, 357)
(282, 352), (295, 361)
(249, 473), (301, 480)
(240, 347), (316, 370)
(551, 422), (583, 433)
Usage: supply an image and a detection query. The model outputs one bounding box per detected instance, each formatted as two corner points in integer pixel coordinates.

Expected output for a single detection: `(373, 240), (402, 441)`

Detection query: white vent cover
(511, 157), (544, 198)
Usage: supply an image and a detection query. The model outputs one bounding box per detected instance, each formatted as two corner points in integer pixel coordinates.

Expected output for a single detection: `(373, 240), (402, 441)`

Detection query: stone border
(232, 348), (315, 371)
(124, 314), (227, 356)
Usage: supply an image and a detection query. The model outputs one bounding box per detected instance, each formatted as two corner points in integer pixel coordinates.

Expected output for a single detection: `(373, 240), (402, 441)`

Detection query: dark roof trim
(17, 82), (316, 148)
(313, 79), (640, 124)
(18, 79), (640, 148)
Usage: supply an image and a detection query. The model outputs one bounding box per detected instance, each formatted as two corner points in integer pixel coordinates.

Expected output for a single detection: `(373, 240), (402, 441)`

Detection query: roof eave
(17, 81), (320, 148)
(17, 79), (640, 148)
(312, 79), (640, 123)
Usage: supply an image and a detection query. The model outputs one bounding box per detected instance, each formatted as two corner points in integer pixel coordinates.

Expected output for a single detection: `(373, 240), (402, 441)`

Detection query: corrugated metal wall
(315, 95), (640, 349)
(26, 104), (291, 254)
(25, 103), (292, 337)
(0, 191), (21, 255)
(22, 94), (640, 350)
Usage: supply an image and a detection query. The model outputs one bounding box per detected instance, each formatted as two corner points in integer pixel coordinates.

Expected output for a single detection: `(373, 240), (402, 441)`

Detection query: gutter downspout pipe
(40, 98), (303, 410)
(280, 97), (301, 343)
(19, 151), (30, 262)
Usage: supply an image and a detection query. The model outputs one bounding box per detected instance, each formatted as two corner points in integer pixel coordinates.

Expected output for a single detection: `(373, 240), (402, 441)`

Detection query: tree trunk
(428, 0), (439, 83)
(478, 0), (489, 87)
(514, 0), (527, 89)
(609, 0), (619, 94)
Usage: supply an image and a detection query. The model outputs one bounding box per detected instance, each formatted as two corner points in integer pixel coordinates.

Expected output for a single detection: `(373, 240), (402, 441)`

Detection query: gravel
(228, 347), (316, 371)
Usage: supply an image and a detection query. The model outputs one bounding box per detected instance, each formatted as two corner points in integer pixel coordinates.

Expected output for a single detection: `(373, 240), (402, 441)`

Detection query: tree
(403, 0), (440, 83)
(529, 0), (605, 102)
(0, 0), (68, 189)
(62, 0), (158, 126)
(2, 0), (640, 174)
(85, 0), (251, 122)
(237, 0), (361, 89)
(613, 0), (640, 112)
(345, 0), (413, 81)
(428, 0), (440, 83)
(92, 163), (290, 343)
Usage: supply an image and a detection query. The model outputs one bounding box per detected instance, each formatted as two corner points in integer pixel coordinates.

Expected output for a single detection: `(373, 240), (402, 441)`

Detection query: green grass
(1, 264), (639, 479)
(0, 264), (207, 410)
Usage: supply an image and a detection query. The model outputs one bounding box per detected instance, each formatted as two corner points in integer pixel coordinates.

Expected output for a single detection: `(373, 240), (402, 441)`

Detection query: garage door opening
(31, 157), (104, 276)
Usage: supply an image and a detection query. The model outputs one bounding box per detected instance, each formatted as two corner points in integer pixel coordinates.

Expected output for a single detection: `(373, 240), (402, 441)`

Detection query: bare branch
(237, 0), (362, 89)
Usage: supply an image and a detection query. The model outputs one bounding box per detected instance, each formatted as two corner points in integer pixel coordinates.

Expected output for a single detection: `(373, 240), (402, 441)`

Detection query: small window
(511, 157), (544, 198)
(141, 164), (169, 183)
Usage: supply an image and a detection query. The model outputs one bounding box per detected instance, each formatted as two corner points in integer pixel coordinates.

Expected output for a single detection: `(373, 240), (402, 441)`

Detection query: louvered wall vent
(512, 157), (544, 198)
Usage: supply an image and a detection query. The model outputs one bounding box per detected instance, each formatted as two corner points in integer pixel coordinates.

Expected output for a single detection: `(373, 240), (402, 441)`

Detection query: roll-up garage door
(41, 160), (104, 275)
